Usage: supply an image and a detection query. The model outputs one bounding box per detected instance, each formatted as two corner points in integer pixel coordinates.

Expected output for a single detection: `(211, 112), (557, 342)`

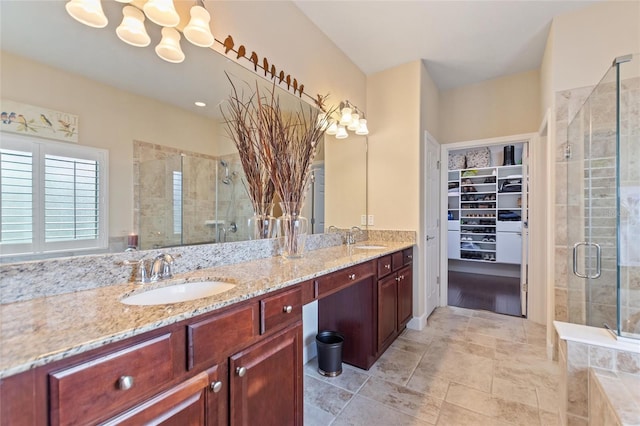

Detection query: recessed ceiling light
(195, 101), (206, 107)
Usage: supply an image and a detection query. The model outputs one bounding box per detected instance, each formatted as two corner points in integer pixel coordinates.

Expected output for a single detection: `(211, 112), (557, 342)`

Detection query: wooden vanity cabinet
(376, 249), (414, 354)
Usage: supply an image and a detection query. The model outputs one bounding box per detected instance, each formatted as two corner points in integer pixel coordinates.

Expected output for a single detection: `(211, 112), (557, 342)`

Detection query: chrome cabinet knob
(348, 273), (356, 280)
(210, 381), (223, 393)
(118, 375), (134, 391)
(407, 254), (413, 259)
(399, 275), (405, 280)
(236, 366), (247, 377)
(283, 305), (293, 314)
(384, 264), (391, 270)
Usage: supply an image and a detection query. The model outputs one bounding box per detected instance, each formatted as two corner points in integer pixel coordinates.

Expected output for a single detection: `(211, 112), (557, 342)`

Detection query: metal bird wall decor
(216, 34), (323, 109)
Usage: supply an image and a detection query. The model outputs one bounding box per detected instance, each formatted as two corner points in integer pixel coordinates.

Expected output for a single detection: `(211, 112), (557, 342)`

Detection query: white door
(425, 133), (440, 317)
(520, 144), (529, 317)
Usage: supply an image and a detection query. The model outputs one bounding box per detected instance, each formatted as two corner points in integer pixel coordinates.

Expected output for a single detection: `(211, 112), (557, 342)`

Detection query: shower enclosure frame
(566, 53), (639, 341)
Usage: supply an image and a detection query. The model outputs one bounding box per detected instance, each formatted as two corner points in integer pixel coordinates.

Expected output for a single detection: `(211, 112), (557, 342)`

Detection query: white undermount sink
(354, 245), (387, 250)
(121, 281), (236, 306)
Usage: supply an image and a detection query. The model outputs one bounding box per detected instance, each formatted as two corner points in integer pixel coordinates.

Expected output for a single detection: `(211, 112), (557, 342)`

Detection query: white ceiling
(294, 0), (600, 90)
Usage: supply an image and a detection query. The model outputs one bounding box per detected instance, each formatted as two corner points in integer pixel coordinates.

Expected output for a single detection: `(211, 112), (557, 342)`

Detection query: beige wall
(439, 69), (541, 144)
(421, 60), (441, 142)
(550, 0), (639, 94)
(367, 61), (422, 232)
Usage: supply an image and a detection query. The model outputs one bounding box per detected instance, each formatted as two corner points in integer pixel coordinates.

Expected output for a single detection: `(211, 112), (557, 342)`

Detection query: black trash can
(315, 330), (344, 377)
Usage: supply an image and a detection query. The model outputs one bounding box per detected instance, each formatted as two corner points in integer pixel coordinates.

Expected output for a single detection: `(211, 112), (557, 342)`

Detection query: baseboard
(303, 341), (317, 364)
(407, 314), (427, 331)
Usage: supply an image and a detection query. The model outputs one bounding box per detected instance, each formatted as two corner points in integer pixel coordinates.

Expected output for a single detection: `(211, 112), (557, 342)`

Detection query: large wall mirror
(0, 1), (367, 258)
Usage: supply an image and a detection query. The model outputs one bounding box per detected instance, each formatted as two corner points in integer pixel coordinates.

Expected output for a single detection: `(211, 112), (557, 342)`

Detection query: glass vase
(277, 202), (308, 259)
(248, 203), (276, 240)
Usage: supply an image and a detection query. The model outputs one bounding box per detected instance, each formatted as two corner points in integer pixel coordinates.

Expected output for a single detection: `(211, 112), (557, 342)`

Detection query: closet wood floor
(447, 271), (521, 317)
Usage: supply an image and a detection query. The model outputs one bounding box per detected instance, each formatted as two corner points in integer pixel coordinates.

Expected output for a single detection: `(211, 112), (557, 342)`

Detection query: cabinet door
(230, 323), (303, 426)
(377, 274), (397, 353)
(397, 266), (413, 329)
(497, 231), (522, 264)
(448, 230), (460, 259)
(102, 371), (209, 426)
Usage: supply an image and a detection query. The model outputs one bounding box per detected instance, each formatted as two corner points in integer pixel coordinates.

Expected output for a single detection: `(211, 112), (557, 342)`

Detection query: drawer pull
(283, 305), (293, 314)
(348, 273), (356, 280)
(395, 276), (400, 282)
(407, 254), (413, 259)
(210, 381), (223, 393)
(236, 366), (247, 377)
(118, 375), (134, 391)
(399, 275), (405, 280)
(384, 264), (391, 270)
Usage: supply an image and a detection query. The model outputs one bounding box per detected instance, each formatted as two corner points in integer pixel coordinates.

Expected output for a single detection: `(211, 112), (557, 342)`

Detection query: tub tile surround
(555, 321), (640, 425)
(590, 368), (640, 425)
(0, 232), (414, 379)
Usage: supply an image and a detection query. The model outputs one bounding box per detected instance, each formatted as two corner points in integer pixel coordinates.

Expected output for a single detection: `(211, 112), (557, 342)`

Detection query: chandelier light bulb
(335, 125), (348, 139)
(348, 112), (360, 131)
(355, 119), (369, 135)
(116, 6), (150, 47)
(339, 107), (352, 126)
(325, 121), (338, 135)
(184, 5), (215, 47)
(65, 0), (108, 28)
(143, 0), (180, 27)
(155, 27), (185, 63)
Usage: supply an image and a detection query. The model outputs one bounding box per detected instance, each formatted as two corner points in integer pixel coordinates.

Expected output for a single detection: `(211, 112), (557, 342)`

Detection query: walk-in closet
(446, 142), (528, 317)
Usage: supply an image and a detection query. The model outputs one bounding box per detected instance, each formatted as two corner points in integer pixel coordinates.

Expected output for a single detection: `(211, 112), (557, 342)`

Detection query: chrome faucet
(346, 226), (363, 245)
(121, 253), (177, 284)
(149, 253), (175, 282)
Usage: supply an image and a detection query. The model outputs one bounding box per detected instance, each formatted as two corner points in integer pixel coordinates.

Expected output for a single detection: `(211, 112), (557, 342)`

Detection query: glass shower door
(567, 65), (618, 329)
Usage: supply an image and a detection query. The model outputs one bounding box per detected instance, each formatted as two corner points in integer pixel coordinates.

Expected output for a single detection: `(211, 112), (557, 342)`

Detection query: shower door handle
(572, 242), (602, 279)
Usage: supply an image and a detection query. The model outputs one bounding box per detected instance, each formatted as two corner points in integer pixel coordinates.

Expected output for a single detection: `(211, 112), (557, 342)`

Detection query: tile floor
(304, 306), (561, 425)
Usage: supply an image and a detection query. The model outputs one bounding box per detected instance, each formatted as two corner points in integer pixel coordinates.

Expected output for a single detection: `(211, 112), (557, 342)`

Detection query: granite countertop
(0, 241), (413, 379)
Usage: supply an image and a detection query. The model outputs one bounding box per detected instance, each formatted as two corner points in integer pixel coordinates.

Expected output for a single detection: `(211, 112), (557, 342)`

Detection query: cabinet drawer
(187, 303), (259, 371)
(49, 333), (177, 426)
(403, 248), (414, 265)
(260, 287), (302, 334)
(102, 371), (209, 426)
(391, 251), (404, 271)
(316, 261), (375, 298)
(377, 255), (393, 278)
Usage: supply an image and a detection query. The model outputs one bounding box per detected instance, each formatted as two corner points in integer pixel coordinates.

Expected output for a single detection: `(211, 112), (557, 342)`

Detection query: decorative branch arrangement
(222, 72), (334, 254)
(220, 74), (275, 216)
(254, 84), (334, 214)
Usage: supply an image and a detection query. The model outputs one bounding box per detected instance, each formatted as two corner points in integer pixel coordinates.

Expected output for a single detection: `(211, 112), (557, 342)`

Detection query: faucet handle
(138, 259), (152, 283)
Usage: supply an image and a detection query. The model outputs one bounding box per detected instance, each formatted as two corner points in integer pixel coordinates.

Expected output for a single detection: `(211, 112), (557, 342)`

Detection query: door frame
(438, 133), (538, 315)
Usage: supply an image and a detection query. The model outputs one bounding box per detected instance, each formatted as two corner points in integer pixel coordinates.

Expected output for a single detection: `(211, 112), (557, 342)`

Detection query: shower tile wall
(620, 76), (640, 336)
(134, 141), (219, 249)
(217, 153), (253, 243)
